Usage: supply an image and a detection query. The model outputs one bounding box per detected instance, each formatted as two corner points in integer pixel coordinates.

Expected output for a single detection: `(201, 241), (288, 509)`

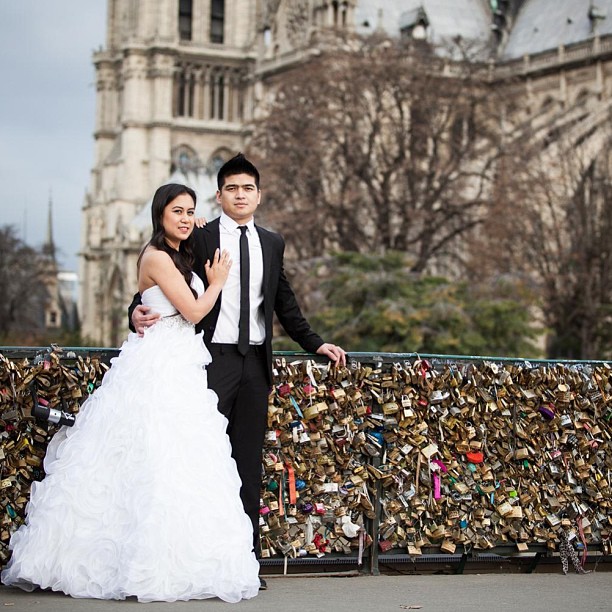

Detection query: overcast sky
(0, 1), (107, 272)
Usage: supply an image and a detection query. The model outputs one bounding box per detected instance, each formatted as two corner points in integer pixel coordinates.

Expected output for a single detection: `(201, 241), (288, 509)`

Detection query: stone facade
(81, 0), (257, 345)
(80, 0), (612, 346)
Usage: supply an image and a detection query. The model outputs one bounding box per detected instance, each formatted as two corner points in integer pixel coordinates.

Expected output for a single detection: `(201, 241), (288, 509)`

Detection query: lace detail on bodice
(157, 314), (195, 332)
(141, 273), (204, 329)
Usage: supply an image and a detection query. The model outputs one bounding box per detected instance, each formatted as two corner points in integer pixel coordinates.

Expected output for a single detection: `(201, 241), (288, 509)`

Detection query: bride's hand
(194, 216), (207, 228)
(205, 249), (232, 288)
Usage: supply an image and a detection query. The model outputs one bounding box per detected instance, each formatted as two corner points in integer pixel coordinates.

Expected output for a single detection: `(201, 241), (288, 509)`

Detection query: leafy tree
(274, 251), (541, 358)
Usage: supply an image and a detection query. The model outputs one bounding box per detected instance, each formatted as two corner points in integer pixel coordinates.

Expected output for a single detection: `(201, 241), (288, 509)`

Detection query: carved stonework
(286, 0), (309, 46)
(263, 0), (282, 28)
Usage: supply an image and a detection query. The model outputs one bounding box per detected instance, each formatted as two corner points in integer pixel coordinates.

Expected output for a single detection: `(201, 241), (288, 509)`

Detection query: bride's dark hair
(137, 183), (198, 296)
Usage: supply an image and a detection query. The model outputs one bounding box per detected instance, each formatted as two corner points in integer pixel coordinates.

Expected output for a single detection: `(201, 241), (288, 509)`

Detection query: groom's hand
(132, 305), (161, 336)
(316, 343), (346, 366)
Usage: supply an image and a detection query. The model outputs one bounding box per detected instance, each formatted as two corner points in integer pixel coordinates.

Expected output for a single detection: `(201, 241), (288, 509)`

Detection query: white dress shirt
(212, 212), (265, 345)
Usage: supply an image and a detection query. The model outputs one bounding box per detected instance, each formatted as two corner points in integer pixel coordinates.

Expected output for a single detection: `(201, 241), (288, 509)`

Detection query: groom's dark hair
(217, 153), (260, 190)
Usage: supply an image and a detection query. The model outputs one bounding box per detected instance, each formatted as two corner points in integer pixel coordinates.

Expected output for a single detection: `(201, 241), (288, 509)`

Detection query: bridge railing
(1, 346), (610, 573)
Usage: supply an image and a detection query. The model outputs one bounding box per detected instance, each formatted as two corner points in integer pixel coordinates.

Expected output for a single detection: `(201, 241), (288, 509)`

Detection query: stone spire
(42, 191), (56, 261)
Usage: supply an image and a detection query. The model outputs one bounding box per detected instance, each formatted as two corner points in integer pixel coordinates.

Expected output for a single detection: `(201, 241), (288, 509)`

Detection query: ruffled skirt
(1, 319), (260, 602)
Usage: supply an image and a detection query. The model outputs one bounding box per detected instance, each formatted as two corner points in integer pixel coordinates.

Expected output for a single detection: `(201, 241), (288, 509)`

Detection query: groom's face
(216, 172), (261, 224)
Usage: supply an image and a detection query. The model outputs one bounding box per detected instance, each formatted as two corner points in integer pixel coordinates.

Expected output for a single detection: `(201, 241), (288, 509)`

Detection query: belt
(209, 343), (265, 356)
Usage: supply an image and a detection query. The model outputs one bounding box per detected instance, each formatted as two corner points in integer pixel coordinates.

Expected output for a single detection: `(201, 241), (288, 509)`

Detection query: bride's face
(162, 193), (195, 249)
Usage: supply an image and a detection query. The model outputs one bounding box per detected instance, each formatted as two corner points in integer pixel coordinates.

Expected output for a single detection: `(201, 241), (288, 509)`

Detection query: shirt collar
(220, 212), (256, 234)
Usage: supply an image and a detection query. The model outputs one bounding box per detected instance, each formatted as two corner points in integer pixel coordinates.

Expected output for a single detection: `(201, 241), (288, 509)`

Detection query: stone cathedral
(80, 0), (612, 346)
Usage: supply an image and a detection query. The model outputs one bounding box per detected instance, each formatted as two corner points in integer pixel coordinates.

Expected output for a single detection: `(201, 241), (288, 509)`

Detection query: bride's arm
(140, 249), (231, 324)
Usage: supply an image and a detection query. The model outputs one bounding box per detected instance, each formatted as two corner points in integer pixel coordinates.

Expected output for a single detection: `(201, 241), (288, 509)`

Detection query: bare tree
(0, 226), (48, 342)
(473, 120), (612, 359)
(249, 37), (506, 274)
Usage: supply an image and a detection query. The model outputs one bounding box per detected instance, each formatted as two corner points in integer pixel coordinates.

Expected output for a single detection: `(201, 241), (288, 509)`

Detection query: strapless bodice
(141, 273), (204, 319)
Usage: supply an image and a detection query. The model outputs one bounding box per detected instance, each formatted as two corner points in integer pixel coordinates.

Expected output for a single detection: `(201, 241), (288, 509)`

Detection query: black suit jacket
(129, 218), (324, 383)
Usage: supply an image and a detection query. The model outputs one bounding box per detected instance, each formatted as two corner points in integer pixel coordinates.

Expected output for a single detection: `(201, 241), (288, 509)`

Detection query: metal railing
(1, 346), (610, 574)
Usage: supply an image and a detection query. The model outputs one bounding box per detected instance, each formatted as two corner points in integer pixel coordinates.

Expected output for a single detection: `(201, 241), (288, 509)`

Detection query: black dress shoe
(259, 577), (268, 590)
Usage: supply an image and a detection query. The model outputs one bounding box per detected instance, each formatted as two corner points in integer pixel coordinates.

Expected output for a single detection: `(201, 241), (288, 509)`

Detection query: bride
(1, 183), (260, 603)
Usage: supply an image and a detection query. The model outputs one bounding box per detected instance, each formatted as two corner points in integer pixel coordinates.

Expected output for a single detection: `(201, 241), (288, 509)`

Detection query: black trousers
(206, 343), (269, 558)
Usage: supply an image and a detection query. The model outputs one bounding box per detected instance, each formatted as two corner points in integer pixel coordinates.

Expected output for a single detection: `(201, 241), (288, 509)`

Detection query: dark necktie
(238, 226), (250, 355)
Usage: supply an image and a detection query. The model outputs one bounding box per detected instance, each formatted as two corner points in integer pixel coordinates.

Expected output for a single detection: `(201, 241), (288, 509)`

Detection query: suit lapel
(256, 225), (272, 298)
(197, 218), (221, 294)
(203, 218), (221, 254)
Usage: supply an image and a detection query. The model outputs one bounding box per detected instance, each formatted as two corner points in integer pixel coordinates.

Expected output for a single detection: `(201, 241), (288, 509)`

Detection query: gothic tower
(80, 0), (260, 345)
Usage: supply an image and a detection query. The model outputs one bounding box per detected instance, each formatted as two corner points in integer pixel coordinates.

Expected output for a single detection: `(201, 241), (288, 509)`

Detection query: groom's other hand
(316, 343), (347, 367)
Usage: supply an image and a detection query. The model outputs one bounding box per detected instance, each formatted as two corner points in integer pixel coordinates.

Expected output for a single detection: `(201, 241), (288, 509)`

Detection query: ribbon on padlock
(577, 517), (588, 568)
(432, 473), (441, 500)
(358, 530), (365, 566)
(289, 395), (303, 418)
(285, 461), (297, 505)
(432, 458), (448, 472)
(305, 360), (318, 389)
(431, 458), (446, 500)
(277, 477), (285, 518)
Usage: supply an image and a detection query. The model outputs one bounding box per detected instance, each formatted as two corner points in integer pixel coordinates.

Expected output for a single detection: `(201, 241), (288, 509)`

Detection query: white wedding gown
(1, 275), (260, 603)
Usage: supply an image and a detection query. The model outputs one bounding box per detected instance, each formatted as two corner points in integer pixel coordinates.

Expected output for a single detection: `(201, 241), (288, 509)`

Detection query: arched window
(173, 61), (244, 123)
(171, 145), (200, 174)
(175, 67), (195, 117)
(209, 149), (232, 173)
(210, 71), (225, 119)
(211, 0), (224, 43)
(179, 0), (193, 41)
(330, 1), (349, 27)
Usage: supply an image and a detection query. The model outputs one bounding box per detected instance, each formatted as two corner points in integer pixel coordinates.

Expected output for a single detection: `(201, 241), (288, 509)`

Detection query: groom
(130, 154), (345, 586)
